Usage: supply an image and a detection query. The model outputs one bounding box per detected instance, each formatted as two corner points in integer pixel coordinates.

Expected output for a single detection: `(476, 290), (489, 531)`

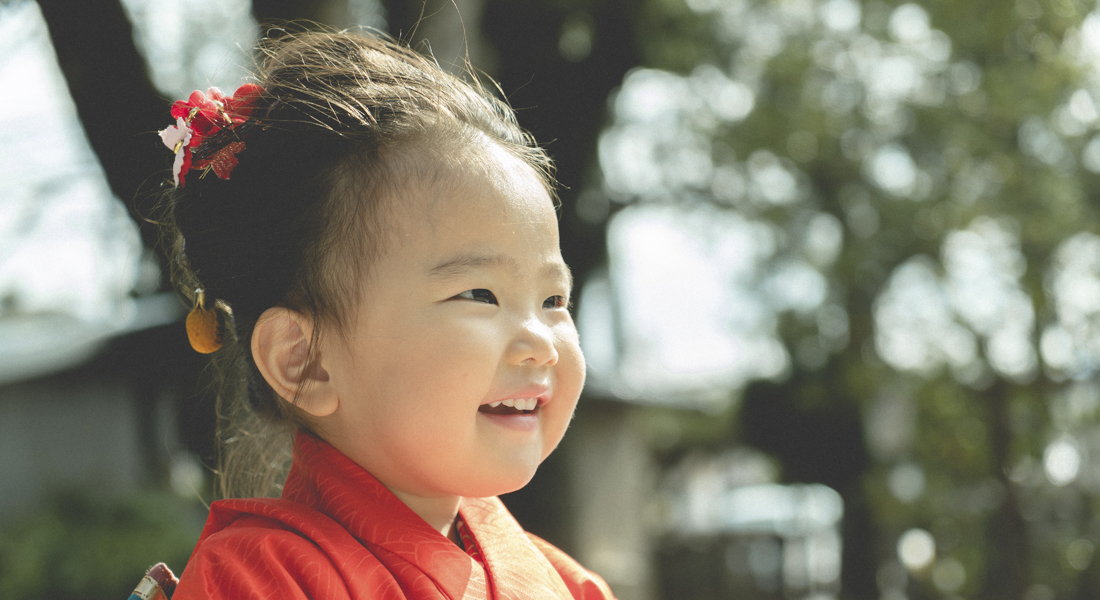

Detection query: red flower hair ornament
(159, 83), (264, 187)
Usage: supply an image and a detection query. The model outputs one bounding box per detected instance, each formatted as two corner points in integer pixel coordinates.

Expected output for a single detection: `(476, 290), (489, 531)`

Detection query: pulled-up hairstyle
(159, 30), (554, 499)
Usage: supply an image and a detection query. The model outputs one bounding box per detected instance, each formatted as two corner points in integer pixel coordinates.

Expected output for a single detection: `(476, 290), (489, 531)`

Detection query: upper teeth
(488, 398), (538, 410)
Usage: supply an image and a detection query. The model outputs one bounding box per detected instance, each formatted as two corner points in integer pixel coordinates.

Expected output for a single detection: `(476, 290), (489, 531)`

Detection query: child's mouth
(479, 398), (539, 415)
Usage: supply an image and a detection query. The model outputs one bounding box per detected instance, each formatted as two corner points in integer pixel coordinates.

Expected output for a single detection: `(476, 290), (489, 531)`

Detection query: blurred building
(0, 2), (205, 524)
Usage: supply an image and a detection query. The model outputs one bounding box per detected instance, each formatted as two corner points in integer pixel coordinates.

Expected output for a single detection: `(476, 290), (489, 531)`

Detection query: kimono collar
(283, 431), (573, 599)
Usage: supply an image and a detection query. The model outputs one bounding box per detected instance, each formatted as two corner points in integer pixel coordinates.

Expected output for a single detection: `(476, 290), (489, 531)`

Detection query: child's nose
(509, 317), (559, 366)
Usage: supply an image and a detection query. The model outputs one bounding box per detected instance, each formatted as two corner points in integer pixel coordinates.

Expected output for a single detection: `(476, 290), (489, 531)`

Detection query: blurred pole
(565, 402), (655, 600)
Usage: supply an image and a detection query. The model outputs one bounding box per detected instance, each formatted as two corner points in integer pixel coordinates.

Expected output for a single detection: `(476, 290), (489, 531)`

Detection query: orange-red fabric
(173, 432), (615, 599)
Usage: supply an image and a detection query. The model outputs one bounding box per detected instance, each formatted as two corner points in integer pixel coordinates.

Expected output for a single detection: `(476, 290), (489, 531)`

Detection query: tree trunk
(252, 0), (353, 32)
(36, 0), (166, 252)
(479, 0), (639, 293)
(986, 377), (1029, 599)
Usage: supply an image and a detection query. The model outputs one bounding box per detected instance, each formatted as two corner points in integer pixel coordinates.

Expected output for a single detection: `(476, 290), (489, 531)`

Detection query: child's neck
(389, 488), (464, 543)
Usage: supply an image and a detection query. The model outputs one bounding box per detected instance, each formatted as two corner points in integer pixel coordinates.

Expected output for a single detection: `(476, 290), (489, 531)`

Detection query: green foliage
(0, 488), (203, 600)
(604, 0), (1100, 596)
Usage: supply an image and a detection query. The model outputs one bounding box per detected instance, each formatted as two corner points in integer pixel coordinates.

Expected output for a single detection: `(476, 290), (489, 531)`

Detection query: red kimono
(173, 432), (615, 599)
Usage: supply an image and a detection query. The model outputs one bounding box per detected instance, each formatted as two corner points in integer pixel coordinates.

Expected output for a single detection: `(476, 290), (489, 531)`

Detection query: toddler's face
(320, 141), (584, 501)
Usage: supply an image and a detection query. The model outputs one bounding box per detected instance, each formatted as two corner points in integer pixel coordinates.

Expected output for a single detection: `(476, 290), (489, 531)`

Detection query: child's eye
(543, 295), (568, 309)
(456, 289), (498, 304)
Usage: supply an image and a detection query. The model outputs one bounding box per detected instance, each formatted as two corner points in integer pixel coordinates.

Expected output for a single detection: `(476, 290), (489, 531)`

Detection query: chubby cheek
(558, 321), (586, 398)
(541, 327), (585, 459)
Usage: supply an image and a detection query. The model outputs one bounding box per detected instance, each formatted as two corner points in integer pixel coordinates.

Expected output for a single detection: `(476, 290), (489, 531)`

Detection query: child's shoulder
(172, 498), (380, 600)
(202, 497), (366, 547)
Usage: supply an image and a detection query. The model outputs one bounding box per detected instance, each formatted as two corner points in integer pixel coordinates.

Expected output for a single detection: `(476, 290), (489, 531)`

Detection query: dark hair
(159, 30), (554, 499)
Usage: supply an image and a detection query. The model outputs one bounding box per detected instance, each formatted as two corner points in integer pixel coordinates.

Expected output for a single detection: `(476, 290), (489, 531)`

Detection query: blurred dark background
(5, 0), (1100, 599)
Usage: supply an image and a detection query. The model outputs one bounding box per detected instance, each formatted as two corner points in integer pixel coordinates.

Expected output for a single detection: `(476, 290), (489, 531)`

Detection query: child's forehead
(384, 141), (548, 218)
(400, 134), (529, 182)
(368, 152), (558, 265)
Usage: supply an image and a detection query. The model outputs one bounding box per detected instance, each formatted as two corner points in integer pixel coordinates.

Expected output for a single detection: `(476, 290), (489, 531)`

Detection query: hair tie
(186, 289), (224, 354)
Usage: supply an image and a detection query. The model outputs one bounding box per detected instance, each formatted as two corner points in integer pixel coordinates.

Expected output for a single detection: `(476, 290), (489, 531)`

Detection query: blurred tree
(0, 488), (204, 600)
(593, 0), (1100, 598)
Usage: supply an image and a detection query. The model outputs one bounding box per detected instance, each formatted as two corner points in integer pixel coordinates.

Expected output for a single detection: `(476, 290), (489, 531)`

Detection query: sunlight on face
(320, 139), (585, 501)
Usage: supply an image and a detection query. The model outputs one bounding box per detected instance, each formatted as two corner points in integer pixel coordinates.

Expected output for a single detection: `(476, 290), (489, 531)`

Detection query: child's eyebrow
(429, 253), (574, 289)
(429, 253), (515, 278)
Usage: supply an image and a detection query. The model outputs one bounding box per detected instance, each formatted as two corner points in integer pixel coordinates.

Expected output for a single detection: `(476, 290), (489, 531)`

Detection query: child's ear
(251, 307), (338, 418)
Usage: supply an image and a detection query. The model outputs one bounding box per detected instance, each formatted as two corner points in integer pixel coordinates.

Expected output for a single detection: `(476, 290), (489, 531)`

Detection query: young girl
(155, 30), (615, 599)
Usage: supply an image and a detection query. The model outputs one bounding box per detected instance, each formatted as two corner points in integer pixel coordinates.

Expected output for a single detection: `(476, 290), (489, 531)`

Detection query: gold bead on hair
(186, 289), (223, 354)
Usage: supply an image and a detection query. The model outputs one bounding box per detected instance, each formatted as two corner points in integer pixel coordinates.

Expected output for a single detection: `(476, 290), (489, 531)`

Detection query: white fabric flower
(159, 117), (193, 187)
(170, 151), (187, 188)
(160, 116), (192, 150)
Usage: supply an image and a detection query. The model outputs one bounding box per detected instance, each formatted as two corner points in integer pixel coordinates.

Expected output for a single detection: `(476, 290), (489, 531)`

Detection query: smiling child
(157, 30), (614, 599)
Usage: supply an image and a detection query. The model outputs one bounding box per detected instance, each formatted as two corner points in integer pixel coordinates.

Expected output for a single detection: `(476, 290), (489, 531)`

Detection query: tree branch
(36, 0), (167, 251)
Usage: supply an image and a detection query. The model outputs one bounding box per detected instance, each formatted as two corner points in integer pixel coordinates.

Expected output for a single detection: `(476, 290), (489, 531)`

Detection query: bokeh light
(897, 528), (936, 571)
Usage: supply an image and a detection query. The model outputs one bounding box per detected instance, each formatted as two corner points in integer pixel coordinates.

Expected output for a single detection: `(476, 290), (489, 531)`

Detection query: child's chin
(463, 468), (538, 499)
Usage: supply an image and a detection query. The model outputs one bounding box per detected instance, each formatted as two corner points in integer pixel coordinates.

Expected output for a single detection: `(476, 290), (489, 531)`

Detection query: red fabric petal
(188, 90), (209, 108)
(209, 141), (246, 179)
(178, 149), (193, 187)
(190, 118), (214, 136)
(234, 83), (264, 102)
(186, 134), (202, 150)
(227, 83), (264, 119)
(190, 107), (229, 136)
(170, 100), (191, 119)
(172, 89), (227, 133)
(190, 142), (246, 180)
